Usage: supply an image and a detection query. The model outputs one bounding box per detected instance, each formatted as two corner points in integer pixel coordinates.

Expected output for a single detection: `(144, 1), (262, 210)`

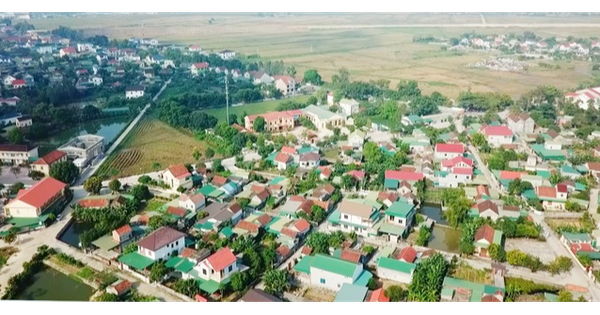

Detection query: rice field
(96, 118), (211, 178)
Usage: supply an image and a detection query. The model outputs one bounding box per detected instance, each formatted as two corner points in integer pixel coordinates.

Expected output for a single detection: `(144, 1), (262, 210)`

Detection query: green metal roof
(208, 189), (225, 198)
(194, 221), (214, 231)
(327, 209), (341, 224)
(118, 252), (154, 270)
(562, 232), (592, 243)
(544, 292), (558, 302)
(377, 257), (415, 274)
(536, 170), (551, 179)
(384, 178), (399, 189)
(302, 105), (338, 120)
(354, 270), (373, 287)
(492, 230), (503, 245)
(311, 254), (360, 278)
(530, 144), (567, 161)
(443, 277), (505, 298)
(166, 256), (195, 273)
(197, 185), (217, 196)
(198, 279), (220, 294)
(166, 256), (184, 268)
(577, 251), (600, 260)
(561, 164), (580, 175)
(294, 255), (314, 274)
(379, 246), (395, 259)
(385, 201), (415, 218)
(268, 176), (285, 185)
(441, 288), (455, 299)
(334, 283), (368, 302)
(220, 227), (234, 238)
(377, 222), (406, 236)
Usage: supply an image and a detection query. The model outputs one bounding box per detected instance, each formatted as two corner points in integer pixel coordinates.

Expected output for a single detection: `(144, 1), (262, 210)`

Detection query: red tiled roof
(251, 185), (266, 193)
(78, 198), (109, 208)
(61, 47), (76, 54)
(377, 191), (399, 203)
(11, 79), (25, 85)
(499, 171), (527, 180)
(281, 146), (297, 155)
(347, 170), (366, 180)
(206, 247), (237, 272)
(113, 280), (132, 295)
(9, 177), (66, 208)
(229, 203), (242, 213)
(435, 143), (464, 154)
(556, 184), (568, 193)
(289, 195), (305, 202)
(246, 110), (302, 122)
(483, 125), (513, 137)
(318, 166), (332, 178)
(474, 225), (496, 244)
(441, 156), (473, 168)
(212, 175), (228, 186)
(453, 167), (473, 175)
(274, 152), (292, 164)
(137, 227), (186, 252)
(115, 224), (132, 236)
(276, 245), (291, 258)
(301, 246), (313, 255)
(340, 250), (361, 263)
(166, 206), (187, 217)
(181, 248), (198, 258)
(195, 294), (207, 302)
(536, 186), (556, 198)
(477, 200), (498, 214)
(167, 164), (191, 179)
(369, 288), (390, 302)
(280, 227), (299, 239)
(476, 185), (490, 197)
(255, 190), (270, 202)
(385, 170), (424, 181)
(482, 295), (501, 302)
(397, 246), (417, 263)
(273, 75), (295, 85)
(193, 62), (209, 69)
(570, 243), (594, 255)
(235, 221), (259, 233)
(32, 150), (66, 165)
(255, 214), (272, 227)
(588, 162), (600, 172)
(293, 219), (311, 233)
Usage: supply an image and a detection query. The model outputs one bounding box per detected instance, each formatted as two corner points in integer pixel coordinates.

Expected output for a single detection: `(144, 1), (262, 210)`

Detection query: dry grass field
(96, 118), (210, 178)
(31, 13), (600, 98)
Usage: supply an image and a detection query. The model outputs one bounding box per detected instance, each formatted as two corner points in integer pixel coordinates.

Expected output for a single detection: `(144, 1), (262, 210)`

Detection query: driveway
(0, 166), (38, 186)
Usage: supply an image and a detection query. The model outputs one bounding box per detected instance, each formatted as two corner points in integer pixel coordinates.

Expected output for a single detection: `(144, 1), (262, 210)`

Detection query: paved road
(588, 188), (600, 224)
(468, 144), (500, 197)
(76, 77), (172, 185)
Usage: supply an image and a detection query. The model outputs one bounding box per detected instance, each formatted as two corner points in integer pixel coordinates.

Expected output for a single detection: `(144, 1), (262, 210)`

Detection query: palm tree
(287, 178), (299, 195)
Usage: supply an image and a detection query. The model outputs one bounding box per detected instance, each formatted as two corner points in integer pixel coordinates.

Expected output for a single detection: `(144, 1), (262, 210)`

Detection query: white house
(179, 193), (206, 211)
(299, 152), (320, 169)
(190, 62), (209, 76)
(565, 87), (600, 110)
(91, 76), (103, 86)
(137, 227), (186, 262)
(125, 86), (145, 99)
(245, 71), (273, 85)
(376, 257), (415, 284)
(274, 75), (297, 96)
(339, 98), (359, 116)
(348, 130), (366, 148)
(218, 50), (236, 60)
(294, 254), (371, 292)
(506, 112), (535, 134)
(16, 115), (33, 128)
(0, 144), (39, 165)
(482, 125), (513, 148)
(162, 164), (193, 190)
(2, 75), (16, 86)
(330, 200), (380, 237)
(188, 247), (241, 284)
(77, 43), (94, 52)
(434, 143), (464, 160)
(3, 177), (67, 219)
(274, 152), (293, 170)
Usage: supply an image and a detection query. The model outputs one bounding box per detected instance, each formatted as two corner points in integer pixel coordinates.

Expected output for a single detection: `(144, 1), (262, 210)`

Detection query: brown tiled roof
(137, 227), (186, 252)
(301, 246), (313, 255)
(32, 150), (66, 165)
(340, 250), (361, 263)
(115, 224), (132, 236)
(235, 221), (259, 233)
(588, 162), (600, 172)
(299, 152), (320, 162)
(507, 113), (519, 122)
(255, 190), (270, 202)
(547, 129), (559, 139)
(274, 152), (292, 163)
(293, 219), (311, 233)
(502, 205), (520, 212)
(167, 164), (191, 179)
(180, 248), (197, 258)
(113, 280), (132, 295)
(477, 200), (498, 214)
(229, 203), (242, 213)
(276, 245), (291, 258)
(312, 184), (335, 198)
(255, 214), (272, 227)
(377, 191), (398, 203)
(166, 206), (187, 217)
(536, 186), (556, 198)
(280, 227), (299, 239)
(397, 246), (417, 263)
(298, 200), (314, 215)
(212, 175), (228, 186)
(474, 225), (496, 244)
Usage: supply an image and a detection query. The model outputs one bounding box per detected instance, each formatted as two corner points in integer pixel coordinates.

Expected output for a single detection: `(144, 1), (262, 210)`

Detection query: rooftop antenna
(225, 76), (230, 125)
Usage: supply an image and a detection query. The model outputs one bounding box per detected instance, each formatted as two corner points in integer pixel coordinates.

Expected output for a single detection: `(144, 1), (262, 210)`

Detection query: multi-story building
(0, 144), (39, 165)
(58, 135), (104, 168)
(506, 112), (535, 134)
(244, 110), (302, 132)
(301, 105), (345, 131)
(273, 75), (297, 96)
(328, 200), (381, 237)
(31, 150), (68, 176)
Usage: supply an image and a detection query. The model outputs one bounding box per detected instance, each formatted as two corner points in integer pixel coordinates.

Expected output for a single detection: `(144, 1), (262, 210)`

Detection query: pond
(58, 219), (94, 249)
(428, 225), (462, 254)
(16, 267), (94, 301)
(37, 116), (130, 156)
(420, 203), (448, 225)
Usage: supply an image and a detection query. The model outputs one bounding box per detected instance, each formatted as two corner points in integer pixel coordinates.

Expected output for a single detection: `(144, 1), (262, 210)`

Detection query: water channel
(419, 203), (462, 253)
(16, 267), (94, 301)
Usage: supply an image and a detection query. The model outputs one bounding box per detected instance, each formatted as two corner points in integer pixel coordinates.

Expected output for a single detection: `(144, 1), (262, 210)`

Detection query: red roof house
(204, 247), (237, 272)
(4, 177), (67, 217)
(483, 125), (513, 137)
(397, 246), (417, 263)
(368, 288), (390, 302)
(385, 170), (424, 181)
(435, 143), (465, 154)
(32, 150), (66, 167)
(167, 164), (191, 179)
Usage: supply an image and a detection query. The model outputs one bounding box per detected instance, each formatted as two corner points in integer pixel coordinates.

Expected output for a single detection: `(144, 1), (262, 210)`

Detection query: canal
(37, 116), (130, 156)
(419, 203), (462, 253)
(16, 267), (94, 301)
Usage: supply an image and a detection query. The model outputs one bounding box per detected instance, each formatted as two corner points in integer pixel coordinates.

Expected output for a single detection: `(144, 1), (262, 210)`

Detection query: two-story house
(482, 125), (513, 148)
(190, 62), (209, 76)
(329, 200), (381, 237)
(536, 185), (568, 211)
(179, 192), (206, 211)
(162, 164), (193, 190)
(31, 150), (67, 176)
(125, 86), (145, 99)
(434, 143), (465, 160)
(506, 112), (535, 134)
(273, 75), (297, 96)
(379, 200), (416, 242)
(136, 227), (186, 262)
(188, 247), (242, 285)
(339, 98), (359, 116)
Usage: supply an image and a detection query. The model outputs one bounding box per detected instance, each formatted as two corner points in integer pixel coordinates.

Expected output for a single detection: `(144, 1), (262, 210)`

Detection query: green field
(200, 95), (310, 122)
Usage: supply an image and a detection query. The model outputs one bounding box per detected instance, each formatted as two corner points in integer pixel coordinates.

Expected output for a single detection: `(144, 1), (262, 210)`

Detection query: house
(442, 277), (505, 302)
(77, 195), (128, 209)
(244, 110), (302, 132)
(240, 289), (282, 302)
(143, 68), (154, 78)
(475, 200), (500, 221)
(190, 62), (209, 76)
(473, 225), (503, 258)
(379, 201), (416, 242)
(15, 115), (32, 128)
(565, 87), (600, 110)
(334, 283), (369, 302)
(179, 193), (206, 211)
(301, 105), (345, 130)
(376, 257), (416, 284)
(384, 170), (424, 191)
(339, 98), (359, 115)
(293, 253), (373, 291)
(397, 246), (418, 263)
(401, 115), (424, 126)
(274, 152), (293, 170)
(162, 164), (193, 190)
(57, 135), (104, 168)
(188, 247), (241, 284)
(189, 45), (202, 52)
(23, 74), (34, 87)
(112, 224), (133, 243)
(0, 97), (20, 106)
(299, 152), (320, 169)
(440, 156), (472, 172)
(59, 47), (77, 58)
(3, 177), (67, 219)
(482, 125), (513, 148)
(76, 43), (94, 52)
(348, 130), (366, 148)
(328, 200), (381, 237)
(367, 288), (390, 302)
(506, 112), (535, 134)
(434, 143), (464, 160)
(107, 279), (132, 296)
(587, 162), (600, 181)
(195, 202), (243, 232)
(11, 79), (26, 89)
(274, 75), (297, 96)
(136, 227), (186, 261)
(125, 86), (145, 99)
(311, 184), (336, 202)
(244, 71), (274, 85)
(2, 75), (16, 87)
(535, 185), (568, 211)
(31, 150), (67, 176)
(218, 50), (236, 60)
(318, 166), (332, 181)
(0, 144), (39, 165)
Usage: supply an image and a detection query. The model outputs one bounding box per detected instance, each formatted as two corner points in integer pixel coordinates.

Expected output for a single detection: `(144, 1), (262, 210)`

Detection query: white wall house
(189, 247), (240, 284)
(295, 254), (367, 292)
(482, 126), (513, 148)
(0, 144), (39, 165)
(339, 99), (359, 116)
(506, 112), (535, 134)
(376, 257), (415, 284)
(434, 143), (464, 160)
(137, 227), (186, 262)
(162, 165), (193, 190)
(125, 86), (145, 99)
(179, 193), (206, 211)
(331, 200), (380, 237)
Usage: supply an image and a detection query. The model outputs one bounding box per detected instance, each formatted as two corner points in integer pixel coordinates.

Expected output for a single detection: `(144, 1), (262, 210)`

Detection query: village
(2, 15), (600, 304)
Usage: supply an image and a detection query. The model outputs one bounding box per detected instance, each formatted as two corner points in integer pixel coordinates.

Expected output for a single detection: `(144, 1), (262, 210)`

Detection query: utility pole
(225, 76), (230, 125)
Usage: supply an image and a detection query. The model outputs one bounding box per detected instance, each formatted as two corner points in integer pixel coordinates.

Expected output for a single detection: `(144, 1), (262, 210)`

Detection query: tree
(205, 148), (215, 159)
(152, 162), (162, 171)
(303, 69), (323, 85)
(253, 116), (266, 132)
(10, 166), (21, 178)
(2, 227), (18, 244)
(96, 293), (119, 301)
(130, 185), (152, 201)
(471, 133), (487, 147)
(549, 173), (565, 186)
(408, 253), (448, 302)
(212, 159), (224, 172)
(385, 285), (407, 302)
(263, 269), (290, 297)
(341, 174), (357, 190)
(306, 232), (330, 254)
(84, 177), (102, 194)
(286, 66), (296, 77)
(173, 279), (199, 298)
(149, 262), (169, 283)
(230, 271), (248, 291)
(488, 243), (506, 262)
(444, 197), (471, 228)
(416, 227), (431, 246)
(8, 128), (24, 144)
(50, 161), (80, 184)
(109, 179), (121, 194)
(557, 290), (575, 302)
(192, 148), (202, 161)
